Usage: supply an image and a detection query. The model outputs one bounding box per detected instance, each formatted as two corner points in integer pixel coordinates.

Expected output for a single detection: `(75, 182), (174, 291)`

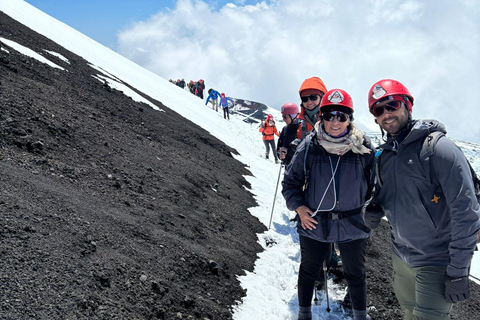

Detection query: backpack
(419, 131), (480, 204)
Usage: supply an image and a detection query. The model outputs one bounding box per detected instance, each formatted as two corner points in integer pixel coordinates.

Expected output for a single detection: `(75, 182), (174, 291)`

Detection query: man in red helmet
(363, 79), (480, 320)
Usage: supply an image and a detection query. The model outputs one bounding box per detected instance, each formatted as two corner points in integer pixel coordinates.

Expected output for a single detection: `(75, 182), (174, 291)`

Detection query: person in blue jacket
(219, 93), (234, 120)
(282, 89), (374, 320)
(363, 79), (480, 320)
(205, 89), (221, 112)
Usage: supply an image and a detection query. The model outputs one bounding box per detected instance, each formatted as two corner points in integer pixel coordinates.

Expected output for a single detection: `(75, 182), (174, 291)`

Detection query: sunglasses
(322, 111), (350, 122)
(372, 100), (403, 117)
(301, 94), (320, 103)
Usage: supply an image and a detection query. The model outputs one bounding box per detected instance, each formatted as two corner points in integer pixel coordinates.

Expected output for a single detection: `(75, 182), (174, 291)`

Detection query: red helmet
(281, 103), (299, 115)
(266, 114), (274, 121)
(320, 89), (353, 114)
(368, 79), (414, 113)
(221, 93), (225, 97)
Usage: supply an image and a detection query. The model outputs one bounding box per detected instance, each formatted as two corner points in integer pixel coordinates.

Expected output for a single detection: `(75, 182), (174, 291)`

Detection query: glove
(362, 202), (384, 229)
(444, 275), (470, 303)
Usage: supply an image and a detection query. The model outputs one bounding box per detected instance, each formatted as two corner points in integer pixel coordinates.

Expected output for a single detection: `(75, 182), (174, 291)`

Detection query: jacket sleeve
(259, 123), (264, 133)
(432, 137), (480, 277)
(277, 127), (285, 150)
(281, 141), (307, 211)
(274, 126), (279, 137)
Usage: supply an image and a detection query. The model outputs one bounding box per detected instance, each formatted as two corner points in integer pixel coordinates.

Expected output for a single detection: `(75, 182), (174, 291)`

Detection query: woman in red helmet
(282, 89), (374, 320)
(259, 114), (279, 163)
(277, 102), (300, 166)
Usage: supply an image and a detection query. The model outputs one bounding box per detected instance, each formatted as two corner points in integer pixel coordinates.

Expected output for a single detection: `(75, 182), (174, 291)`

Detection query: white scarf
(314, 122), (371, 156)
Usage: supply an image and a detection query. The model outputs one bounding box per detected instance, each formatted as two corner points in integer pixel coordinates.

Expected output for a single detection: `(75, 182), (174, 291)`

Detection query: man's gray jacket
(371, 119), (480, 278)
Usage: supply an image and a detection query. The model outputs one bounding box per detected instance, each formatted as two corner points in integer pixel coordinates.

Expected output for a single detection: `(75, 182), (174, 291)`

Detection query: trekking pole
(268, 164), (283, 229)
(470, 274), (480, 282)
(323, 260), (331, 312)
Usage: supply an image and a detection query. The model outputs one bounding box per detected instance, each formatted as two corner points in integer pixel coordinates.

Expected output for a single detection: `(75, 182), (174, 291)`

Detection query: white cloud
(117, 0), (480, 142)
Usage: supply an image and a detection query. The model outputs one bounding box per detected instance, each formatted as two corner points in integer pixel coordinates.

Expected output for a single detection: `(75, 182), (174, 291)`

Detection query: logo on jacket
(328, 90), (344, 103)
(407, 159), (414, 165)
(372, 84), (387, 99)
(431, 194), (440, 203)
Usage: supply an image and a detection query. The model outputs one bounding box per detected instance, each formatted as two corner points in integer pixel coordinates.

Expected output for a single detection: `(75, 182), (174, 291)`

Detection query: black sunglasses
(322, 111), (350, 122)
(300, 94), (319, 103)
(371, 100), (403, 117)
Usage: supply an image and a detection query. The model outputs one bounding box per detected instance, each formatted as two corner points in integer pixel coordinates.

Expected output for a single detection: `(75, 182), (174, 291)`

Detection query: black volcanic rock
(0, 10), (265, 320)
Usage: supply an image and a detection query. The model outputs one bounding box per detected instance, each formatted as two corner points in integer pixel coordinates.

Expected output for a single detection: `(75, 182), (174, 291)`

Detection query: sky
(19, 0), (480, 144)
(1, 0), (480, 318)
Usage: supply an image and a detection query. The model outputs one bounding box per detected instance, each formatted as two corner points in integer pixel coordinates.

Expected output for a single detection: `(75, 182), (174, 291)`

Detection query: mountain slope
(0, 10), (265, 319)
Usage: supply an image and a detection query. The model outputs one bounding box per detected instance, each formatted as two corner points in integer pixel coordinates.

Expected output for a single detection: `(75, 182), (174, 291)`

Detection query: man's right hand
(296, 206), (318, 230)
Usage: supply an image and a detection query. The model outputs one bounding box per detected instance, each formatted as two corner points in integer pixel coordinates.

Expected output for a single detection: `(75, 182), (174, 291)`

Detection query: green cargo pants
(392, 254), (452, 320)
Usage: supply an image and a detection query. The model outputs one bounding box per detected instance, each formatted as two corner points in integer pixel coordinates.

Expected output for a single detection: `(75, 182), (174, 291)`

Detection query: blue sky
(23, 0), (256, 48)
(20, 0), (480, 143)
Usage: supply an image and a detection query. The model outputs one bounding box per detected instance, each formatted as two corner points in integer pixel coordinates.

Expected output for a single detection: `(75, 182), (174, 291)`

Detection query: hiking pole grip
(268, 164), (283, 229)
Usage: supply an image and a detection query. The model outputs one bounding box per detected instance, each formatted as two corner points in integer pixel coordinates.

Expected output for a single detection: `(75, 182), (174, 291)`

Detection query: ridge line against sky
(19, 0), (480, 143)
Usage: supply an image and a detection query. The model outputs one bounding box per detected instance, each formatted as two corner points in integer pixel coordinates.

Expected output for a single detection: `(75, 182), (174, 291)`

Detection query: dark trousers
(298, 235), (367, 310)
(223, 107), (229, 119)
(263, 140), (278, 160)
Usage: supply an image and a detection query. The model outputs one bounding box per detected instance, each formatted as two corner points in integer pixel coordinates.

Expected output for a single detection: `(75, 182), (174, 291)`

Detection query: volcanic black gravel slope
(1, 10), (479, 320)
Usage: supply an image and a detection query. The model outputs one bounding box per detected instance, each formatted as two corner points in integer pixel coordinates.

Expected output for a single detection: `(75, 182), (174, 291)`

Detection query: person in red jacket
(259, 114), (279, 163)
(296, 77), (327, 139)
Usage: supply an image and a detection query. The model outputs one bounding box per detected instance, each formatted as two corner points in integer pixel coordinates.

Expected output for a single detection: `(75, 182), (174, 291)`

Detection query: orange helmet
(299, 77), (327, 96)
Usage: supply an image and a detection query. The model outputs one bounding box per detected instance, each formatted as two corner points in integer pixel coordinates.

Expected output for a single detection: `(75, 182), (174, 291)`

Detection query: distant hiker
(219, 93), (234, 120)
(296, 77), (327, 140)
(188, 80), (195, 94)
(277, 103), (300, 166)
(195, 79), (205, 99)
(282, 89), (374, 320)
(179, 78), (186, 89)
(259, 114), (279, 163)
(363, 79), (480, 320)
(206, 89), (221, 112)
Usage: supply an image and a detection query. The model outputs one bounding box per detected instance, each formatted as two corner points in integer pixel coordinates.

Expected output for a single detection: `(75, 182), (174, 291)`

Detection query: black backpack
(419, 131), (480, 204)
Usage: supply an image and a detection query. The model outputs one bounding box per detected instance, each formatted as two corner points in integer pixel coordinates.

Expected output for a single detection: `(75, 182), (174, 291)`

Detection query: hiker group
(170, 78), (207, 100)
(170, 78), (235, 120)
(271, 77), (480, 320)
(205, 88), (234, 120)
